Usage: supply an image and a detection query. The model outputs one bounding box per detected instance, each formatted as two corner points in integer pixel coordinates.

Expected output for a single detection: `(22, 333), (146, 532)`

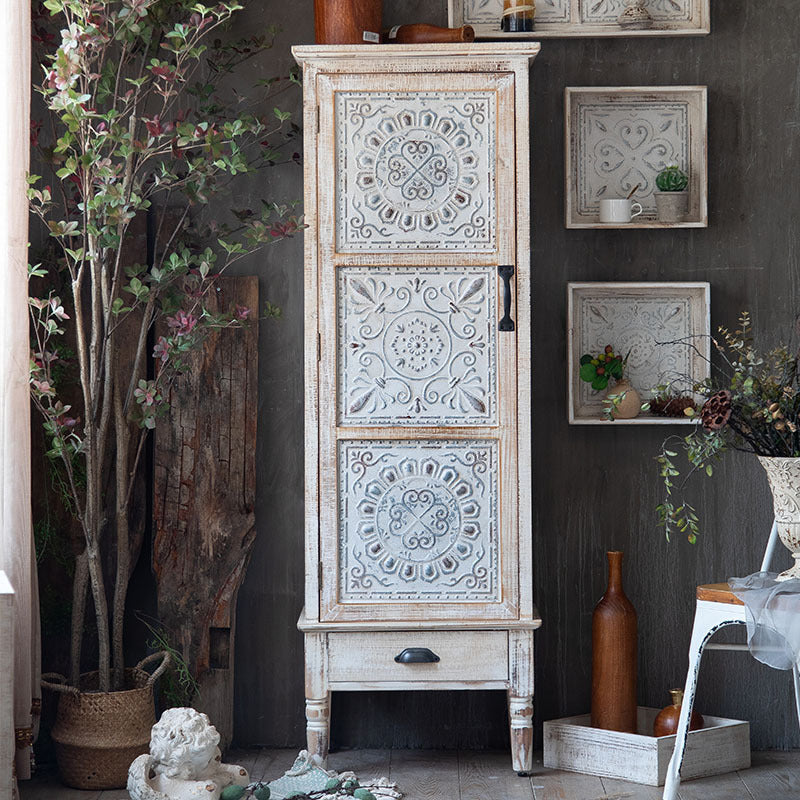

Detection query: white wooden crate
(543, 707), (750, 786)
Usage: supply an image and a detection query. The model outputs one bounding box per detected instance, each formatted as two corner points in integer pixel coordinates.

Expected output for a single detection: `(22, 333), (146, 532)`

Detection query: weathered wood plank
(388, 749), (460, 800)
(530, 765), (606, 800)
(675, 770), (752, 800)
(152, 275), (258, 748)
(600, 776), (663, 799)
(328, 748), (393, 781)
(459, 750), (534, 800)
(737, 751), (800, 799)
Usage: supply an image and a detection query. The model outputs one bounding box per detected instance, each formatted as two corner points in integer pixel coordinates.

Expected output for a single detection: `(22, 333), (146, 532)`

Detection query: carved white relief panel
(449, 0), (708, 34)
(565, 87), (707, 227)
(335, 91), (497, 251)
(338, 267), (497, 427)
(568, 283), (711, 423)
(578, 101), (689, 217)
(338, 440), (499, 603)
(580, 0), (693, 23)
(458, 0), (569, 24)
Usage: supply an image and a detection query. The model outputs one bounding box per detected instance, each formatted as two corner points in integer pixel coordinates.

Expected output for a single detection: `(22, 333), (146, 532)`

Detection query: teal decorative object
(655, 165), (689, 192)
(221, 787), (247, 800)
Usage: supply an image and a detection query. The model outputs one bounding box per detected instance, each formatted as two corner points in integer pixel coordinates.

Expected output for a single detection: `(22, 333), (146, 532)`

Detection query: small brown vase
(591, 551), (638, 733)
(653, 688), (704, 737)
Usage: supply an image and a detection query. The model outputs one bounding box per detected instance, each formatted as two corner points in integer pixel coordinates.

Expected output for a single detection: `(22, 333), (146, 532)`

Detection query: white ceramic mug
(599, 198), (643, 224)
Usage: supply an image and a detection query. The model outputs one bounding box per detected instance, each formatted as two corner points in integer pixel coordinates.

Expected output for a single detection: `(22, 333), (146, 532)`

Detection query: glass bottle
(501, 0), (535, 33)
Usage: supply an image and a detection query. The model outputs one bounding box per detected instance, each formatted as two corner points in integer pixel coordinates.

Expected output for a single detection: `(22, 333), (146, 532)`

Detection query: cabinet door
(316, 71), (519, 623)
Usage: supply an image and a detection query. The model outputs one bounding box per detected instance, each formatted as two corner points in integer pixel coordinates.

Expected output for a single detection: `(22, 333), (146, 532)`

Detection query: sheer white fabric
(0, 0), (39, 792)
(729, 572), (800, 671)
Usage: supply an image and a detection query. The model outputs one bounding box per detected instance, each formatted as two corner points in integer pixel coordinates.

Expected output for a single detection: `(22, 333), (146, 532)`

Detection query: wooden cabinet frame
(293, 44), (540, 773)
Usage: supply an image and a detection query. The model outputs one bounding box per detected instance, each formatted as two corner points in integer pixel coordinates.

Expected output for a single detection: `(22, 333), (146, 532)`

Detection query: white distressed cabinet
(292, 43), (540, 773)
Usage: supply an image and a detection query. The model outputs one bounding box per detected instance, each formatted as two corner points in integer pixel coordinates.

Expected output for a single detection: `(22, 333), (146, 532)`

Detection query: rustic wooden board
(388, 749), (461, 799)
(459, 750), (534, 800)
(152, 275), (258, 747)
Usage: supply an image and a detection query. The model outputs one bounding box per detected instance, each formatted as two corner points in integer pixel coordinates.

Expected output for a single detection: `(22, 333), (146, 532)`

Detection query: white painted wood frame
(565, 86), (708, 228)
(567, 282), (711, 425)
(293, 43), (540, 774)
(449, 0), (710, 38)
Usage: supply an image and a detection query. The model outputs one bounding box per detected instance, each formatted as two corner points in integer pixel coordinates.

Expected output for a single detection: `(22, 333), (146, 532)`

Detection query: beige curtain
(0, 0), (40, 793)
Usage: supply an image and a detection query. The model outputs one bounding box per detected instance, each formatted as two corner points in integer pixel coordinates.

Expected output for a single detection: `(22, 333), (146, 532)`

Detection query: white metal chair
(662, 519), (800, 800)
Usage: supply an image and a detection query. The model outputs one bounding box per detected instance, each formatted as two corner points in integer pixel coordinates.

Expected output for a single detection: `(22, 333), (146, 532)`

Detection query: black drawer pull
(394, 647), (440, 664)
(498, 265), (515, 332)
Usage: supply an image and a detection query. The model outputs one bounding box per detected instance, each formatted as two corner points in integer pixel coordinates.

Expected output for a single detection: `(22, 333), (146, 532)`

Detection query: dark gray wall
(230, 0), (800, 750)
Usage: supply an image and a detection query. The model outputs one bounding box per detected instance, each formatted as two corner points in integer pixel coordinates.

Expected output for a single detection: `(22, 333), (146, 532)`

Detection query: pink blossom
(153, 336), (171, 363)
(166, 310), (198, 336)
(235, 305), (251, 320)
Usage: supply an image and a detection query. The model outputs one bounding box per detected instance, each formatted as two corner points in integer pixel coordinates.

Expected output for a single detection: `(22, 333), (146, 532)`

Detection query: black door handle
(394, 647), (440, 664)
(498, 265), (515, 331)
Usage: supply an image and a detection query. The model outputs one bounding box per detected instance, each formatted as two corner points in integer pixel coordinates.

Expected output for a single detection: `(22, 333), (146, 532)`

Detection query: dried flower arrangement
(657, 312), (800, 543)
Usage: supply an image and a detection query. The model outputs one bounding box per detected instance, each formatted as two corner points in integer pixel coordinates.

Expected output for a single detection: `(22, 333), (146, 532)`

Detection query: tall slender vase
(314, 0), (381, 44)
(757, 456), (800, 581)
(591, 551), (638, 732)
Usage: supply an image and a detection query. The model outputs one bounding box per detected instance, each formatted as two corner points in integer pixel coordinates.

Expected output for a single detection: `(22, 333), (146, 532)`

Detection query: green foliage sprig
(657, 312), (800, 543)
(29, 0), (302, 691)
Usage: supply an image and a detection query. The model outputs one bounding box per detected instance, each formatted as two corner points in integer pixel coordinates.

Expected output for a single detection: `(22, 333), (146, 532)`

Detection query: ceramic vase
(757, 456), (800, 581)
(655, 191), (689, 223)
(603, 379), (641, 420)
(652, 688), (704, 737)
(314, 0), (381, 44)
(591, 551), (638, 733)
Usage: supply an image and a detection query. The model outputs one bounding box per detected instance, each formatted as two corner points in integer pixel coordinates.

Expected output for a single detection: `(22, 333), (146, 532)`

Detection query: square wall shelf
(565, 86), (708, 229)
(567, 282), (711, 425)
(448, 0), (710, 38)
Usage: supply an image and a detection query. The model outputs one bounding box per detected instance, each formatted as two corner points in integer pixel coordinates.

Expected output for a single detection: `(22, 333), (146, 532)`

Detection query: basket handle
(135, 651), (172, 686)
(41, 673), (80, 696)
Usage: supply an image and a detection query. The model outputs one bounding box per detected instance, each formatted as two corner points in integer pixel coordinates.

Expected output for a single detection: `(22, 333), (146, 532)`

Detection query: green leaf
(579, 354), (593, 366)
(591, 375), (609, 391)
(579, 363), (596, 382)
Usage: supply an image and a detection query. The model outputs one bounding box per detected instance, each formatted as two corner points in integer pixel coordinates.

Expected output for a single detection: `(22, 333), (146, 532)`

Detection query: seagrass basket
(42, 651), (169, 790)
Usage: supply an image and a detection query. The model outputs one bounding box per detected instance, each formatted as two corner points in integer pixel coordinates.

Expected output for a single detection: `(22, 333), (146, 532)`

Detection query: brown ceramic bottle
(653, 688), (704, 737)
(591, 551), (638, 732)
(383, 24), (476, 43)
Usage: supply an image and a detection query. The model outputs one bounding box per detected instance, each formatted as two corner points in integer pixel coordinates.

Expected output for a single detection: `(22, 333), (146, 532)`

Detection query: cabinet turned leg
(305, 695), (330, 764)
(508, 693), (534, 775)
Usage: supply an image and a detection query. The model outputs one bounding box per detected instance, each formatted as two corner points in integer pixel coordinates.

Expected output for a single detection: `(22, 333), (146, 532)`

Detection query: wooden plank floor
(19, 749), (800, 799)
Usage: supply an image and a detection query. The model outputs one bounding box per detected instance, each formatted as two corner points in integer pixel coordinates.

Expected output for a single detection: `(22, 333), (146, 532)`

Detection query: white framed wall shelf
(448, 0), (710, 39)
(567, 282), (711, 425)
(565, 87), (708, 229)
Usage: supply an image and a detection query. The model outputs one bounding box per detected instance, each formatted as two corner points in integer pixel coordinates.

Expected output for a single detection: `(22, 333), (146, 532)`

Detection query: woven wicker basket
(43, 652), (170, 790)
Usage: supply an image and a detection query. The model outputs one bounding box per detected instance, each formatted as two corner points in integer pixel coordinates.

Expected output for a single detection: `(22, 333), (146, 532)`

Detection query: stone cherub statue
(128, 707), (249, 800)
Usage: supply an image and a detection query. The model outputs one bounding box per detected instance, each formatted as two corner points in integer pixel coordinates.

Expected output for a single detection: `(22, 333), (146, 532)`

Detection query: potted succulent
(656, 312), (800, 578)
(654, 165), (689, 223)
(29, 0), (300, 788)
(579, 345), (640, 420)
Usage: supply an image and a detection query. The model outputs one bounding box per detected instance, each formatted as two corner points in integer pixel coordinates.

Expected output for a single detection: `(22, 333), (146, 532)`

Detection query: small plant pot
(655, 191), (689, 223)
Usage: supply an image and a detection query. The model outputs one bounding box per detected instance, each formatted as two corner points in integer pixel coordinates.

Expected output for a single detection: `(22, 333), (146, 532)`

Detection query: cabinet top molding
(292, 43), (541, 69)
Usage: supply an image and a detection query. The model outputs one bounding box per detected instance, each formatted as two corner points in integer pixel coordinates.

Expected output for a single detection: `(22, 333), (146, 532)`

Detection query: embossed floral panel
(456, 0), (569, 25)
(567, 283), (710, 423)
(334, 90), (497, 252)
(448, 0), (709, 36)
(338, 440), (499, 603)
(565, 87), (707, 228)
(580, 0), (694, 24)
(338, 267), (497, 427)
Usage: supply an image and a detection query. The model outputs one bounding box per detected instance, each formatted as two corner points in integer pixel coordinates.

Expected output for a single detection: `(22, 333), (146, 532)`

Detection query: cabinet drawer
(327, 631), (508, 685)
